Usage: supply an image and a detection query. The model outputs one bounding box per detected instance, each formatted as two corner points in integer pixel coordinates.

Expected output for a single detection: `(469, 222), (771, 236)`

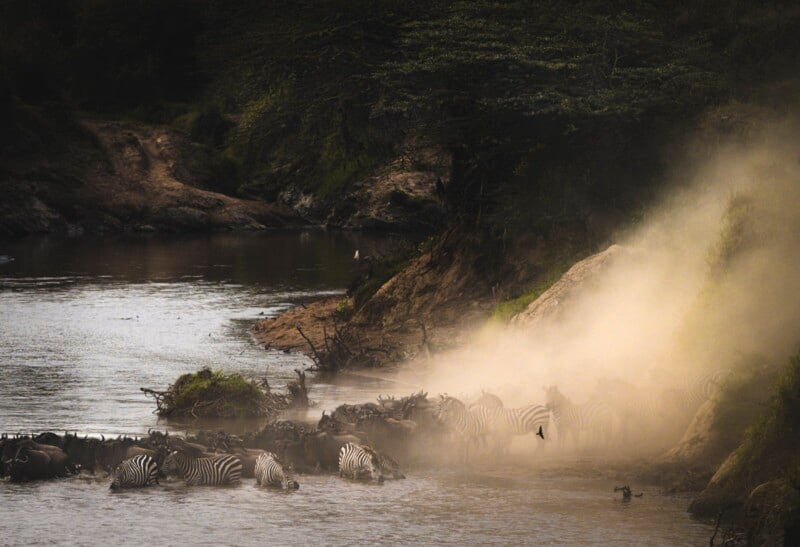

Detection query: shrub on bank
(152, 368), (267, 419)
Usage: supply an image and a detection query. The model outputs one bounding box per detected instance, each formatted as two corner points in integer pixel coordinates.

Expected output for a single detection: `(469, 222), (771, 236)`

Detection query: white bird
(353, 250), (360, 260)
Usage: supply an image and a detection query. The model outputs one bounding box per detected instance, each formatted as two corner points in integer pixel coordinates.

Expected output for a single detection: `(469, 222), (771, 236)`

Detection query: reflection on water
(0, 231), (409, 435)
(0, 232), (711, 545)
(0, 468), (712, 546)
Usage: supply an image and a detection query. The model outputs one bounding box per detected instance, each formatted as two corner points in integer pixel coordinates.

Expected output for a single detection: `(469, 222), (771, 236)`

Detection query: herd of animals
(0, 431), (396, 490)
(436, 369), (727, 460)
(0, 369), (726, 491)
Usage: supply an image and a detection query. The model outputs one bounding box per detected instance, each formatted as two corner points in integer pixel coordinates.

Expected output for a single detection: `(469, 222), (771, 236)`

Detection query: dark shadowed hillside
(3, 1), (799, 238)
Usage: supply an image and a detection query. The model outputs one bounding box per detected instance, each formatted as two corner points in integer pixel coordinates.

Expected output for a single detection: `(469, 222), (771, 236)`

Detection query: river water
(0, 232), (712, 545)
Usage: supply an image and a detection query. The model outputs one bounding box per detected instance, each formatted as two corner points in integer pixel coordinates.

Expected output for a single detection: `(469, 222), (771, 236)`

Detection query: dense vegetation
(3, 1), (799, 234)
(690, 352), (800, 543)
(147, 368), (267, 419)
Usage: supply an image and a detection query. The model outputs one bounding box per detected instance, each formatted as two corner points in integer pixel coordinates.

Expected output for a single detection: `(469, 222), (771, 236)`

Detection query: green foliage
(707, 193), (757, 278)
(3, 0), (800, 229)
(189, 105), (233, 148)
(710, 354), (779, 450)
(489, 262), (570, 322)
(351, 247), (416, 309)
(698, 351), (800, 523)
(164, 367), (266, 418)
(334, 299), (355, 320)
(735, 354), (800, 475)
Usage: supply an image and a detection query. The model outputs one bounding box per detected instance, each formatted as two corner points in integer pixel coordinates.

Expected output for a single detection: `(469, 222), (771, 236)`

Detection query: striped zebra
(469, 391), (504, 410)
(109, 454), (159, 489)
(469, 392), (549, 453)
(338, 443), (383, 482)
(544, 385), (613, 449)
(254, 451), (299, 490)
(435, 395), (492, 461)
(474, 391), (549, 434)
(671, 369), (728, 411)
(162, 450), (242, 486)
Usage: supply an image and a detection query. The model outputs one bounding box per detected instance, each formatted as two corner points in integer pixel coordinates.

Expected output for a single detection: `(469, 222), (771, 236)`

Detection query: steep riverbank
(253, 97), (800, 544)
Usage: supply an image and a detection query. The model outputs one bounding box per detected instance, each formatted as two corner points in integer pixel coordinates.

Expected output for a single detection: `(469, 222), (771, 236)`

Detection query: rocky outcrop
(510, 244), (627, 328)
(323, 147), (448, 232)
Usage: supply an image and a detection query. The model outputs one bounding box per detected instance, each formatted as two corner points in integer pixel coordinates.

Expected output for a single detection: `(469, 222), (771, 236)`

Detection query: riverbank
(0, 118), (304, 236)
(0, 114), (447, 238)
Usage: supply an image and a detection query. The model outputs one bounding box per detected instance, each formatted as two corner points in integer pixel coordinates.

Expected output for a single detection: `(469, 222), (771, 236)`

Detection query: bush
(334, 299), (355, 320)
(152, 368), (267, 419)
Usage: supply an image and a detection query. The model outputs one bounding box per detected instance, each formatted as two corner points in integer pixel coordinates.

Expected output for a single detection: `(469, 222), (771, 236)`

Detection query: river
(0, 232), (713, 545)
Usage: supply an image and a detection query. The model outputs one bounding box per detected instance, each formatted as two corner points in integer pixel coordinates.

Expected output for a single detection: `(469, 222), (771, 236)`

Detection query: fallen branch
(296, 325), (323, 366)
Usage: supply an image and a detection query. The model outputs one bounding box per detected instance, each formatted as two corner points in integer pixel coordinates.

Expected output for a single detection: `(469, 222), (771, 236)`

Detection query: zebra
(544, 385), (613, 449)
(109, 454), (159, 489)
(469, 391), (549, 451)
(254, 451), (299, 490)
(672, 369), (728, 410)
(469, 391), (504, 410)
(162, 450), (242, 486)
(435, 395), (493, 461)
(338, 443), (383, 482)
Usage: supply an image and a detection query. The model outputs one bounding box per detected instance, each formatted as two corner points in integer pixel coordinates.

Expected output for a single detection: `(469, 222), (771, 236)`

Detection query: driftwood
(287, 369), (309, 408)
(140, 387), (168, 413)
(614, 485), (643, 500)
(296, 323), (387, 372)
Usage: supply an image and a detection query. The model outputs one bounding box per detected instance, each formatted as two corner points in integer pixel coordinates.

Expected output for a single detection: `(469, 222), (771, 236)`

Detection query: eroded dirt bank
(0, 120), (301, 235)
(253, 100), (800, 544)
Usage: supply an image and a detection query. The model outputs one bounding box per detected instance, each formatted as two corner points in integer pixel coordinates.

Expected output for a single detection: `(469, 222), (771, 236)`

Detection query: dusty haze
(406, 114), (800, 447)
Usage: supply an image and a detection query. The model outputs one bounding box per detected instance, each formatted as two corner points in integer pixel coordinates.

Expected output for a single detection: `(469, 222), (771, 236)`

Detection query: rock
(511, 244), (628, 328)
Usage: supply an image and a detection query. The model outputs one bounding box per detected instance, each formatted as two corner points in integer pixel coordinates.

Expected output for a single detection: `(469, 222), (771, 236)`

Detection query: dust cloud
(406, 114), (800, 449)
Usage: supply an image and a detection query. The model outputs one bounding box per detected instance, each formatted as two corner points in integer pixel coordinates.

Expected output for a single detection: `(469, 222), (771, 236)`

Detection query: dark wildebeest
(5, 441), (72, 481)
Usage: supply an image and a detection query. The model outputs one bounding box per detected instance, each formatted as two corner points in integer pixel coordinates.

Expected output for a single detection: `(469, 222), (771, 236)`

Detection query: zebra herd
(108, 369), (726, 486)
(108, 443), (395, 490)
(435, 369), (728, 458)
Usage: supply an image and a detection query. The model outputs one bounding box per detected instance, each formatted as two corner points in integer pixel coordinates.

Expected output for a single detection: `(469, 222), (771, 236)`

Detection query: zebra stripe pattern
(468, 392), (549, 453)
(670, 369), (728, 411)
(255, 451), (298, 490)
(163, 450), (242, 486)
(338, 443), (383, 482)
(481, 404), (550, 437)
(110, 454), (159, 489)
(544, 385), (613, 447)
(436, 395), (492, 439)
(435, 395), (494, 461)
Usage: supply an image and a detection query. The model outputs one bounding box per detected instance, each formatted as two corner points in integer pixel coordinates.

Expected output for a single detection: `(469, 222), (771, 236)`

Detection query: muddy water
(0, 232), (712, 545)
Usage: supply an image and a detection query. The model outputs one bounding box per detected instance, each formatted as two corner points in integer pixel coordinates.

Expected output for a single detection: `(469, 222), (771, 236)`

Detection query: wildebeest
(303, 432), (363, 472)
(375, 450), (405, 480)
(3, 440), (72, 481)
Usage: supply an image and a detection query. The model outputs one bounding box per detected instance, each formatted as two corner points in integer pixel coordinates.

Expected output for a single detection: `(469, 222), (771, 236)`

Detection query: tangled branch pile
(297, 324), (396, 372)
(141, 368), (309, 419)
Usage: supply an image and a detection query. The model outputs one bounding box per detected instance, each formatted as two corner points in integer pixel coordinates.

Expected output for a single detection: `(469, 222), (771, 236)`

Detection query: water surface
(0, 232), (712, 545)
